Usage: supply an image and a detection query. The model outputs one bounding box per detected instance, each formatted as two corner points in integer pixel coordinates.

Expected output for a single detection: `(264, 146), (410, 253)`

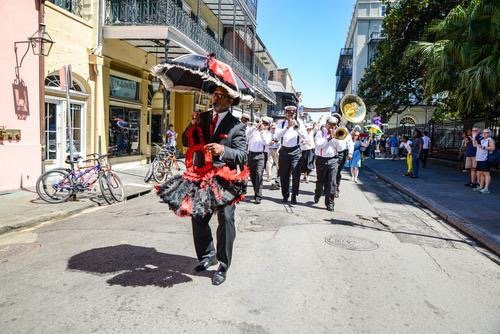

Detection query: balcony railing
(369, 31), (386, 43)
(241, 0), (257, 20)
(339, 48), (353, 57)
(337, 67), (352, 77)
(105, 0), (274, 103)
(48, 0), (83, 17)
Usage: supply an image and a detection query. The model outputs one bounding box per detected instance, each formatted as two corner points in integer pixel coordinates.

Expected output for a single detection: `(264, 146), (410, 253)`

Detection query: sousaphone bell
(334, 94), (367, 140)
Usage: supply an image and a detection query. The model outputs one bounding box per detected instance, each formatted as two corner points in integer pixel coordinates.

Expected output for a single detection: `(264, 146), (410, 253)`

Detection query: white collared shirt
(247, 126), (272, 153)
(336, 133), (354, 155)
(314, 129), (341, 157)
(273, 119), (307, 148)
(422, 135), (431, 149)
(300, 131), (315, 150)
(213, 110), (229, 132)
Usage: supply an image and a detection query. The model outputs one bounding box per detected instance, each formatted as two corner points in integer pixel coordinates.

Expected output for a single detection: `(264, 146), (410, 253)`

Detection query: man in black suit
(182, 86), (247, 285)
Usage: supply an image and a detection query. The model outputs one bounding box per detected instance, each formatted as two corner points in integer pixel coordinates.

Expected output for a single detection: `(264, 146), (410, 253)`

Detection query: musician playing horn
(314, 116), (342, 212)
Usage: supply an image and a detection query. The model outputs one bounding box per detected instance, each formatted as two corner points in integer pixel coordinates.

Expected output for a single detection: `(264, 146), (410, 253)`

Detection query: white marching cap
(326, 116), (338, 124)
(241, 112), (251, 120)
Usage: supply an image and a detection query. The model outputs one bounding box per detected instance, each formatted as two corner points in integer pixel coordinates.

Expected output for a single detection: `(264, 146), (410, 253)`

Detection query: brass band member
(273, 105), (307, 204)
(314, 116), (342, 211)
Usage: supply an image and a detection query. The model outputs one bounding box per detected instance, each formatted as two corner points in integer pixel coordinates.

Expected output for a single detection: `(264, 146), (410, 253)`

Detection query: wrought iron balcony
(336, 67), (352, 92)
(242, 0), (257, 19)
(339, 48), (353, 57)
(105, 0), (274, 103)
(369, 31), (386, 44)
(48, 0), (83, 17)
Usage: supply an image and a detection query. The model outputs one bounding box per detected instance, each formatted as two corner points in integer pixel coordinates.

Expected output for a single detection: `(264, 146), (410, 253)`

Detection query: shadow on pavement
(67, 244), (212, 288)
(329, 219), (468, 244)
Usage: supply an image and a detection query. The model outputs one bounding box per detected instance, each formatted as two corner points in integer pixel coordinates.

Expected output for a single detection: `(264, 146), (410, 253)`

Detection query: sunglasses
(213, 92), (230, 99)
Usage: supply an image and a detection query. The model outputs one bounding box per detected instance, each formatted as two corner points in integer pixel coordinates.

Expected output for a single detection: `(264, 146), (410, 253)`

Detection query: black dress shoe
(255, 198), (261, 204)
(314, 195), (320, 204)
(212, 265), (227, 286)
(194, 257), (217, 272)
(291, 195), (297, 205)
(282, 197), (289, 204)
(326, 205), (335, 212)
(334, 191), (339, 198)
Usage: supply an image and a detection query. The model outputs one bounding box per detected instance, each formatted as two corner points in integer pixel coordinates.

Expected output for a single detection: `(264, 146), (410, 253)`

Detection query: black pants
(248, 151), (266, 200)
(336, 150), (348, 190)
(315, 156), (339, 207)
(422, 149), (429, 168)
(191, 204), (236, 269)
(279, 146), (301, 199)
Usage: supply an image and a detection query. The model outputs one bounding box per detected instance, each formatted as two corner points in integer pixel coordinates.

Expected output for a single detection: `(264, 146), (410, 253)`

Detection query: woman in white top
(300, 124), (316, 182)
(472, 129), (495, 193)
(399, 135), (413, 176)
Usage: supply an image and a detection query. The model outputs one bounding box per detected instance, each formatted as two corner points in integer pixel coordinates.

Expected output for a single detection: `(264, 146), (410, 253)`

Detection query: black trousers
(422, 149), (429, 167)
(336, 150), (348, 190)
(279, 146), (301, 199)
(191, 204), (236, 269)
(315, 156), (339, 207)
(248, 151), (266, 200)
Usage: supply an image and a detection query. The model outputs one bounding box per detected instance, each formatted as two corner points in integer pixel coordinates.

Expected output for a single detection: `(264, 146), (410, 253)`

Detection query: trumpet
(334, 94), (366, 140)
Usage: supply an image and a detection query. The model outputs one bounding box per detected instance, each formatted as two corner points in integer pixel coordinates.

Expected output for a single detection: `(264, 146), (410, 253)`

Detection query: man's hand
(190, 112), (200, 126)
(205, 143), (225, 156)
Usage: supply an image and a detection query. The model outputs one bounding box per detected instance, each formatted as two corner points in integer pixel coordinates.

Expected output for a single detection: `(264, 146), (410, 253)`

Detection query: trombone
(333, 94), (367, 140)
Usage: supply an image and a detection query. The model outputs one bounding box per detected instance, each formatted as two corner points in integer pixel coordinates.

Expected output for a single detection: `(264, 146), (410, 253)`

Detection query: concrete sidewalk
(363, 158), (500, 255)
(0, 164), (153, 235)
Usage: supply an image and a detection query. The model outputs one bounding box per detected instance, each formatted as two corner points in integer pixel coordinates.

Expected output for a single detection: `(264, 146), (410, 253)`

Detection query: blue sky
(257, 0), (355, 108)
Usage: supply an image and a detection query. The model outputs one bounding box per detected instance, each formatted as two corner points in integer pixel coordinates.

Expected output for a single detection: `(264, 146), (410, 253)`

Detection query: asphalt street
(1, 169), (499, 333)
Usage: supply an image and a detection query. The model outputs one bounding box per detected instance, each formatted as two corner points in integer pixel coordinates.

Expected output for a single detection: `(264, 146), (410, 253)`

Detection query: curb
(0, 188), (152, 236)
(365, 165), (500, 256)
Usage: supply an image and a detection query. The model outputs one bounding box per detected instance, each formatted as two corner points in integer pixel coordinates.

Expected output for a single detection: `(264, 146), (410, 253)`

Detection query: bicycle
(145, 144), (186, 184)
(36, 153), (125, 204)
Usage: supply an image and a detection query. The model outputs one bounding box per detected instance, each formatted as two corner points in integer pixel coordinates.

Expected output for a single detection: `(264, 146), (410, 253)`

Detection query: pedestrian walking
(472, 129), (495, 194)
(410, 129), (423, 178)
(345, 131), (364, 183)
(273, 105), (307, 204)
(247, 117), (272, 204)
(399, 135), (413, 176)
(300, 123), (316, 183)
(389, 134), (399, 160)
(422, 131), (431, 167)
(314, 116), (341, 211)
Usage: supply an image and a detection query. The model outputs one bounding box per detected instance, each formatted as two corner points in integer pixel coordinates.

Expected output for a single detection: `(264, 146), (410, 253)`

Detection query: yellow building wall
(186, 0), (223, 37)
(44, 2), (96, 158)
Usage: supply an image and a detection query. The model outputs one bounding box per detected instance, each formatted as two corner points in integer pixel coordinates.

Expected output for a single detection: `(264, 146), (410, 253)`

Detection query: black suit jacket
(183, 110), (247, 170)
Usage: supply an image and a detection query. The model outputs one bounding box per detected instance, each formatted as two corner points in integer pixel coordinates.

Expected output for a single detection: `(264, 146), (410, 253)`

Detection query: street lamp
(15, 23), (54, 71)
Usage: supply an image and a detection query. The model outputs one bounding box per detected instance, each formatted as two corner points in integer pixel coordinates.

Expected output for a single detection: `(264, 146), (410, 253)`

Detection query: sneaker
(479, 188), (490, 194)
(464, 183), (474, 187)
(473, 186), (483, 192)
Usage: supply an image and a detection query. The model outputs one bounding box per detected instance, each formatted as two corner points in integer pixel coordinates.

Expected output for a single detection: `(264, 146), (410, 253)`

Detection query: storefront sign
(110, 76), (139, 100)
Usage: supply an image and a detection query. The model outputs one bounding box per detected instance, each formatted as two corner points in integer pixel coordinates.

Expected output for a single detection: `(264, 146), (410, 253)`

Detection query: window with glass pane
(67, 104), (82, 155)
(45, 102), (57, 160)
(109, 106), (141, 157)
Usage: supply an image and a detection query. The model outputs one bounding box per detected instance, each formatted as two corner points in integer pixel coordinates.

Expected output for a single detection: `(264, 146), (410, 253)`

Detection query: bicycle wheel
(167, 159), (186, 177)
(105, 171), (125, 202)
(36, 169), (74, 203)
(152, 160), (168, 183)
(98, 173), (115, 204)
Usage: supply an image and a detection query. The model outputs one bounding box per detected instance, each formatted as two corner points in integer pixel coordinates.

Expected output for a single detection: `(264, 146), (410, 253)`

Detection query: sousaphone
(334, 94), (367, 140)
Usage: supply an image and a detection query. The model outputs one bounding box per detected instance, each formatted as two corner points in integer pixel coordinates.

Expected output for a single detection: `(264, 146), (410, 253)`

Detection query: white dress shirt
(247, 126), (272, 153)
(314, 129), (341, 157)
(337, 133), (354, 156)
(273, 119), (307, 148)
(300, 131), (316, 151)
(422, 135), (431, 149)
(212, 110), (229, 132)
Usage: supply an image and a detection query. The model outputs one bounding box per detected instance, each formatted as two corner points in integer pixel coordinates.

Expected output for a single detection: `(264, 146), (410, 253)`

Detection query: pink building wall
(0, 0), (41, 191)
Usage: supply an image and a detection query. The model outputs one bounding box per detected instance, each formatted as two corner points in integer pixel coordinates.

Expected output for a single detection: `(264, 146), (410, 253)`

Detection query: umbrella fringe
(152, 63), (254, 106)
